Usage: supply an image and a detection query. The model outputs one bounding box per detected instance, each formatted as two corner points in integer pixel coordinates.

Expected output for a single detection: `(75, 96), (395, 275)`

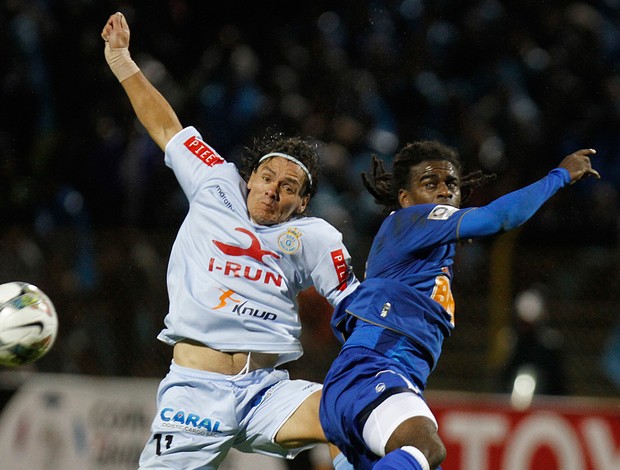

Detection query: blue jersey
(331, 167), (571, 375)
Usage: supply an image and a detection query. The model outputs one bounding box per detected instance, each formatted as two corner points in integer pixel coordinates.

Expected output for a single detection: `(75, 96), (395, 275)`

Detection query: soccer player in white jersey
(101, 12), (359, 470)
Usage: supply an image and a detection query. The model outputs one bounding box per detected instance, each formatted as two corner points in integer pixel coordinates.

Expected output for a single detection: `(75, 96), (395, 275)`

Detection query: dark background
(1, 0), (619, 396)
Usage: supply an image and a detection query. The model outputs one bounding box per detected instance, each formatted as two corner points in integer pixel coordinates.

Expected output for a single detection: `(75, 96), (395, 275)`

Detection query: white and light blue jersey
(158, 127), (359, 366)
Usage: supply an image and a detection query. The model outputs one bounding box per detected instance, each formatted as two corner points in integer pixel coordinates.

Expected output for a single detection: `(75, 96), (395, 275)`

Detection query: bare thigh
(275, 389), (326, 448)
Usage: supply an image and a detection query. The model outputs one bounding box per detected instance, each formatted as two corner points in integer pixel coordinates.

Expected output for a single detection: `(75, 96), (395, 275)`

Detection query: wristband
(105, 42), (140, 82)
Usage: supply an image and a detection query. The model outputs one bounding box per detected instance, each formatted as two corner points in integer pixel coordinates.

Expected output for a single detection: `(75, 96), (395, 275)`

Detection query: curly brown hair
(362, 140), (496, 212)
(239, 131), (320, 199)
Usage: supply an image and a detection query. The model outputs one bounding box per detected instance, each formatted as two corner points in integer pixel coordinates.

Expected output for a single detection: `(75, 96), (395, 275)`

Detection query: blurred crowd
(2, 0), (620, 384)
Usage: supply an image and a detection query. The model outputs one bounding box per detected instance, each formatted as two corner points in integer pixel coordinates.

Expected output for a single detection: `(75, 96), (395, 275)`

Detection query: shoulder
(291, 216), (342, 236)
(165, 126), (227, 167)
(388, 204), (461, 223)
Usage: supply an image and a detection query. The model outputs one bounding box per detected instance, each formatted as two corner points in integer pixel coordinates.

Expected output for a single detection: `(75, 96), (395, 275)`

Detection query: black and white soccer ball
(0, 281), (58, 367)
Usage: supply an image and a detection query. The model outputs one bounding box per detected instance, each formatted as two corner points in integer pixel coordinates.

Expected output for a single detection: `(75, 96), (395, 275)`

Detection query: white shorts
(139, 361), (322, 469)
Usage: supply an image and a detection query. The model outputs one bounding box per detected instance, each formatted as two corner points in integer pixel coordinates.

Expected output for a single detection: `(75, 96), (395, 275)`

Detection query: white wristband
(105, 42), (140, 82)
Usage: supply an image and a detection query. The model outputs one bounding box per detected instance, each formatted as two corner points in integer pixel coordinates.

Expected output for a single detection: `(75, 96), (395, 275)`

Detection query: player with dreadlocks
(319, 140), (599, 470)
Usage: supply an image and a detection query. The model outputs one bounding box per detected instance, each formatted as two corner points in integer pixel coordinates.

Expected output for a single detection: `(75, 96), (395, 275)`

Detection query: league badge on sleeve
(428, 205), (459, 220)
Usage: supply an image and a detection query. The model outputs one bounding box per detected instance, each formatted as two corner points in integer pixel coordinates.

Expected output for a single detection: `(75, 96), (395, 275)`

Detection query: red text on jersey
(208, 258), (283, 287)
(184, 136), (225, 166)
(331, 249), (349, 291)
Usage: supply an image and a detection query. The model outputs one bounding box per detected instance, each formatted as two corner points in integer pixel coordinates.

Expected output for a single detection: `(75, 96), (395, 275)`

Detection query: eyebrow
(418, 173), (440, 182)
(418, 173), (459, 184)
(259, 164), (303, 187)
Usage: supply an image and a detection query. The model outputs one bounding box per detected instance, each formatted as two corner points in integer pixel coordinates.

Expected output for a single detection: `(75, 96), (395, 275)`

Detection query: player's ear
(398, 189), (410, 208)
(247, 170), (258, 191)
(296, 195), (310, 214)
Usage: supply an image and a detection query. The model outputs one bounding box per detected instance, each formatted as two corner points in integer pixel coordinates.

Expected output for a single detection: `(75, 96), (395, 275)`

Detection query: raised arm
(101, 12), (182, 151)
(457, 148), (600, 240)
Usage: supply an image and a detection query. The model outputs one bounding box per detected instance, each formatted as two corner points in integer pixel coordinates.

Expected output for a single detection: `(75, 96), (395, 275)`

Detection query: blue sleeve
(457, 168), (571, 240)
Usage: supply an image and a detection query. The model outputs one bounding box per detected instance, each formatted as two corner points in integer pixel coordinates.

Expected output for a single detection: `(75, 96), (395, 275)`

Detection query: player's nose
(265, 183), (279, 200)
(437, 182), (452, 199)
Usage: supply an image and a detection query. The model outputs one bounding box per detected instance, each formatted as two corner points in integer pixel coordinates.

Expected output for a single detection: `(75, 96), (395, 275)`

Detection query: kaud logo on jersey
(211, 227), (283, 286)
(212, 289), (277, 321)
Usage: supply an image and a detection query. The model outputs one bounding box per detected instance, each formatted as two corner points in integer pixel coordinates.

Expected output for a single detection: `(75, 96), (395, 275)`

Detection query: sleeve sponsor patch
(428, 205), (459, 220)
(330, 249), (349, 291)
(183, 136), (225, 167)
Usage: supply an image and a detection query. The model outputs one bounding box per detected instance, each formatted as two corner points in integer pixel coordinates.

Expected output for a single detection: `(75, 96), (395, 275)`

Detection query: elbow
(147, 121), (182, 152)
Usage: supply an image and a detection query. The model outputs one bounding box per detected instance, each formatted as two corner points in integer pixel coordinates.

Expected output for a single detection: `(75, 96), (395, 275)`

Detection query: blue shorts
(139, 361), (322, 469)
(319, 346), (430, 469)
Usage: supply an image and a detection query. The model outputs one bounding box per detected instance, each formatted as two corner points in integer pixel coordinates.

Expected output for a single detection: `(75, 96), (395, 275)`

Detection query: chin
(254, 214), (278, 225)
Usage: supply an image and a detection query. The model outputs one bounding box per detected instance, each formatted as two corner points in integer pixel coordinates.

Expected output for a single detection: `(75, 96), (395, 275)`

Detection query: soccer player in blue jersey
(319, 140), (599, 469)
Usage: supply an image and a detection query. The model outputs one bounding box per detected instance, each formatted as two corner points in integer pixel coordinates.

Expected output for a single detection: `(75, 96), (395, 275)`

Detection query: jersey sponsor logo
(211, 289), (277, 320)
(278, 228), (301, 254)
(214, 184), (234, 212)
(428, 204), (459, 220)
(331, 249), (349, 291)
(213, 289), (241, 310)
(431, 266), (455, 325)
(183, 136), (225, 167)
(231, 301), (277, 320)
(160, 407), (222, 434)
(214, 228), (280, 263)
(207, 257), (283, 286)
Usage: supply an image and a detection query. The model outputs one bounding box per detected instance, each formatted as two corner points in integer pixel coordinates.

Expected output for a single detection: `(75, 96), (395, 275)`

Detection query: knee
(411, 433), (446, 469)
(426, 440), (446, 469)
(385, 416), (446, 469)
(408, 437), (446, 469)
(380, 443), (446, 470)
(399, 442), (446, 470)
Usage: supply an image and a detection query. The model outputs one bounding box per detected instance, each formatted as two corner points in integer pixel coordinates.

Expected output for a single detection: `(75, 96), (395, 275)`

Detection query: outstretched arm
(457, 148), (599, 240)
(101, 12), (182, 151)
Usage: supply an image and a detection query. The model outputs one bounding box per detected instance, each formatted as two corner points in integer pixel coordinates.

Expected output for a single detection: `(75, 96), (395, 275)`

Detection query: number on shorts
(154, 433), (173, 455)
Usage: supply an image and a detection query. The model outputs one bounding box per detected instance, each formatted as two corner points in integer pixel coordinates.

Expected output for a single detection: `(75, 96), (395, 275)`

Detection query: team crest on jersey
(278, 228), (302, 254)
(428, 205), (459, 220)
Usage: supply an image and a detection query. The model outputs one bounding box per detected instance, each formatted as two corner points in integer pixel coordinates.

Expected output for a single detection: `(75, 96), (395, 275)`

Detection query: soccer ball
(0, 282), (58, 367)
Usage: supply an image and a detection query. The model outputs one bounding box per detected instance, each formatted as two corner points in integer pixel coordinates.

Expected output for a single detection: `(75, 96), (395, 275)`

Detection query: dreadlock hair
(239, 130), (320, 199)
(361, 140), (496, 212)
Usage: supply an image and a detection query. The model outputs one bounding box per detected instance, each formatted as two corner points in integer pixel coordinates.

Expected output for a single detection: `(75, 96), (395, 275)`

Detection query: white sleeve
(164, 126), (227, 200)
(304, 222), (359, 307)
